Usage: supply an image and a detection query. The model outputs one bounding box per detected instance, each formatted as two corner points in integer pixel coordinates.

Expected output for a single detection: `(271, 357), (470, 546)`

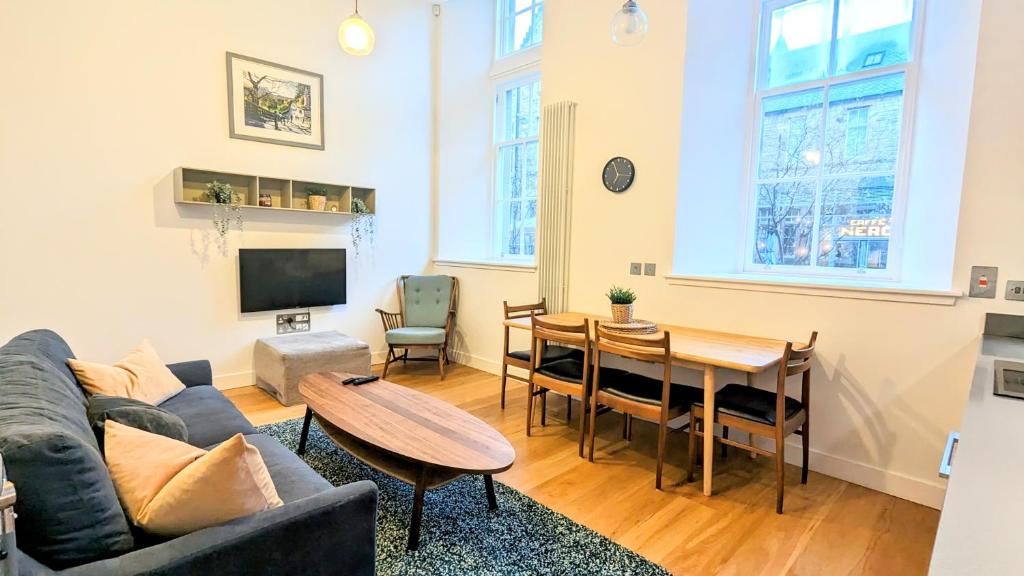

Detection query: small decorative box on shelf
(173, 167), (375, 215)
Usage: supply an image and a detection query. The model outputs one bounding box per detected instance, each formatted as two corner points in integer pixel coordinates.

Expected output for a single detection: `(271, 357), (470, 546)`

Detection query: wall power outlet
(277, 313), (310, 334)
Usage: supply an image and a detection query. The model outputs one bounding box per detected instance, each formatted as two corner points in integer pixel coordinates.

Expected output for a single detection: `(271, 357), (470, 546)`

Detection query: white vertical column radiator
(537, 101), (577, 313)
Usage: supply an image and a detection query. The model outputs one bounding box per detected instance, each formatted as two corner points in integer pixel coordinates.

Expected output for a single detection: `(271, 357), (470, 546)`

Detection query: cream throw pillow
(68, 340), (185, 404)
(104, 421), (283, 536)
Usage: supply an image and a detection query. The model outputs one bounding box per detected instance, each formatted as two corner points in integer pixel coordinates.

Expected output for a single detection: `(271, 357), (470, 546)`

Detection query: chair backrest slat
(504, 298), (548, 320)
(780, 332), (817, 379)
(594, 324), (670, 365)
(531, 314), (588, 348)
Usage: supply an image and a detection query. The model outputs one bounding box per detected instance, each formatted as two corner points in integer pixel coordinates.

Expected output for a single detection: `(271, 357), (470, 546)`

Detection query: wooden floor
(226, 363), (939, 576)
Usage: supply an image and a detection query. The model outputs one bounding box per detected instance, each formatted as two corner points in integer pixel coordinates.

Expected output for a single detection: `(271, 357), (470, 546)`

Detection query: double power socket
(277, 312), (311, 334)
(630, 262), (657, 277)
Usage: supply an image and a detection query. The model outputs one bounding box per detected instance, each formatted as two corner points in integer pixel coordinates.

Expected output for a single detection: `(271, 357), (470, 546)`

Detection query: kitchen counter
(929, 318), (1024, 574)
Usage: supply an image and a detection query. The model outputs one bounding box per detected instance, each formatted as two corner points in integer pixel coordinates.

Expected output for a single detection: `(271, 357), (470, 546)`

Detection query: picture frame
(226, 52), (324, 150)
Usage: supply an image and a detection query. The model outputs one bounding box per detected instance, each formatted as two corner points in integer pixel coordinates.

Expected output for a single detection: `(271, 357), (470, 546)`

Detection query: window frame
(490, 72), (542, 261)
(496, 0), (544, 60)
(743, 0), (925, 281)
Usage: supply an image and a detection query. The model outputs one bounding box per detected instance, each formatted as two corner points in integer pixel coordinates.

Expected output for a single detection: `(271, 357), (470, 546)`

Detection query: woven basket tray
(600, 319), (659, 335)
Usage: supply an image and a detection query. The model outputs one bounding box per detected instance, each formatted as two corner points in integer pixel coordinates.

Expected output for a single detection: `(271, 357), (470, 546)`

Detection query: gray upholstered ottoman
(254, 331), (371, 406)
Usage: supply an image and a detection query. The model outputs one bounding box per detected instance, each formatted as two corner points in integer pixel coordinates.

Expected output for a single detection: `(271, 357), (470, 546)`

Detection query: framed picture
(226, 52), (324, 150)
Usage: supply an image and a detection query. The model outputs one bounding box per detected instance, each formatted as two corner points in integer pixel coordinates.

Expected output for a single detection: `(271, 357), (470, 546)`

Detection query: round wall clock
(603, 156), (635, 193)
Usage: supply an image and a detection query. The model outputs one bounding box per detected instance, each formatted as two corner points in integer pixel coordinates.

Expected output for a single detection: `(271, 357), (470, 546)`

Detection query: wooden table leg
(703, 365), (715, 496)
(484, 474), (498, 511)
(297, 407), (313, 456)
(408, 468), (428, 551)
(746, 372), (757, 460)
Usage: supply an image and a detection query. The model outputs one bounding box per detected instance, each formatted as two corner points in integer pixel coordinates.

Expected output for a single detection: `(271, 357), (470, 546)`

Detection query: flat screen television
(239, 249), (347, 313)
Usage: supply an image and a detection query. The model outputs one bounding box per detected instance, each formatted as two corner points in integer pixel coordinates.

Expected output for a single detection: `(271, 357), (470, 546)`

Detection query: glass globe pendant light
(611, 0), (649, 47)
(338, 0), (375, 57)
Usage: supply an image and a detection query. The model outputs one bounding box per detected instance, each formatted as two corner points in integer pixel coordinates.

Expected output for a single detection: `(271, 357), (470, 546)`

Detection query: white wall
(435, 0), (497, 261)
(435, 0), (1023, 509)
(0, 0), (434, 387)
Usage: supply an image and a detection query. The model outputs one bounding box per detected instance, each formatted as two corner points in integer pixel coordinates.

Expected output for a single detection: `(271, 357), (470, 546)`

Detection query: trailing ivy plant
(351, 197), (375, 259)
(204, 180), (243, 255)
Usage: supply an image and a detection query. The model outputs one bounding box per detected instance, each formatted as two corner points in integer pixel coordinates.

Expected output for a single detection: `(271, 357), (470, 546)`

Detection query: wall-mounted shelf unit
(173, 167), (375, 215)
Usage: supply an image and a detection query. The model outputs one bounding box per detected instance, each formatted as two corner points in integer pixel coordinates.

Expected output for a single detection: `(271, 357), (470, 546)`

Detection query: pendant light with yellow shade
(338, 0), (375, 56)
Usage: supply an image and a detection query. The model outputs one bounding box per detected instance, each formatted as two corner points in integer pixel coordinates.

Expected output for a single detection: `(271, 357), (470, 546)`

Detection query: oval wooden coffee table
(297, 372), (516, 551)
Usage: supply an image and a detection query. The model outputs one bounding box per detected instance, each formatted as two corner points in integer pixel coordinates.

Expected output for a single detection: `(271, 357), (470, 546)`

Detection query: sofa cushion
(105, 422), (283, 537)
(68, 340), (186, 405)
(0, 354), (134, 568)
(159, 385), (256, 448)
(0, 329), (81, 395)
(87, 395), (188, 453)
(229, 434), (332, 504)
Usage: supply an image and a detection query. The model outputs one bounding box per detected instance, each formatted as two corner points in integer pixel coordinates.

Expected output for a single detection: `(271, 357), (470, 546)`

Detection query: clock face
(603, 156), (635, 193)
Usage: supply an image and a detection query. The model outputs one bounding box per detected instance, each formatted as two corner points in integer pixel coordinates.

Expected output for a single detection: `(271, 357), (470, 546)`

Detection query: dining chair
(501, 299), (582, 410)
(589, 323), (705, 489)
(375, 275), (458, 380)
(688, 332), (818, 513)
(527, 314), (597, 457)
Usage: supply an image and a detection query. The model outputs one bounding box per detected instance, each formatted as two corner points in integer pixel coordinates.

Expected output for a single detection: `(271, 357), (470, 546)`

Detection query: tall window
(748, 0), (917, 277)
(494, 76), (541, 258)
(497, 0), (543, 58)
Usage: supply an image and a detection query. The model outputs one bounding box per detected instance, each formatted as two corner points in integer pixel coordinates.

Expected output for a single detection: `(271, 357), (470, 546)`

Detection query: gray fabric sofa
(0, 330), (378, 576)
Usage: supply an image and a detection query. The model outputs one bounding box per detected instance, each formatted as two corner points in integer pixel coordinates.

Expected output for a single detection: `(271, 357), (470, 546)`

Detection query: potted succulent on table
(306, 185), (328, 211)
(606, 285), (637, 324)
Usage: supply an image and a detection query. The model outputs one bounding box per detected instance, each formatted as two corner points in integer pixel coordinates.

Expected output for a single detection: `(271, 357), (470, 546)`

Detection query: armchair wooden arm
(375, 309), (403, 331)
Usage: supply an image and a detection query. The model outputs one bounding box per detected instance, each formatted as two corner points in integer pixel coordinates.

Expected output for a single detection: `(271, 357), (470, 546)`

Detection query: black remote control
(350, 375), (379, 386)
(342, 377), (359, 384)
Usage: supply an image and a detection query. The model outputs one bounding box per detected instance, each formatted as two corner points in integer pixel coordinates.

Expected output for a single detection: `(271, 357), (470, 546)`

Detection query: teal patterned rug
(258, 418), (670, 576)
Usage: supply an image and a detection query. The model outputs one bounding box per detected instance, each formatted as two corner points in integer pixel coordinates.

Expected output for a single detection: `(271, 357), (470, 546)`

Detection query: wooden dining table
(504, 311), (794, 496)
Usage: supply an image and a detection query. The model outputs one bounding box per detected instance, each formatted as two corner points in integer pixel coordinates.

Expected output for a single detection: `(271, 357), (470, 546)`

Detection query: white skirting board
(445, 347), (947, 510)
(212, 370), (253, 390)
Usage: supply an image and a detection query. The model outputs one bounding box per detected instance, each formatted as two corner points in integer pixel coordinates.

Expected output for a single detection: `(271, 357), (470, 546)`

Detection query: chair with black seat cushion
(501, 299), (582, 410)
(688, 332), (818, 514)
(588, 323), (704, 489)
(527, 314), (602, 457)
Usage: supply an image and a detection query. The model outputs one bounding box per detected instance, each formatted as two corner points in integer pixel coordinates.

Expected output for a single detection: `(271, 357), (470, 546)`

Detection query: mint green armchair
(375, 275), (458, 379)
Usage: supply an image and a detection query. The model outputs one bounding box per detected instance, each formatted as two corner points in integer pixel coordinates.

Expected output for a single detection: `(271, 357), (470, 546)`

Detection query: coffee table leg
(297, 407), (313, 456)
(408, 469), (428, 551)
(484, 474), (498, 511)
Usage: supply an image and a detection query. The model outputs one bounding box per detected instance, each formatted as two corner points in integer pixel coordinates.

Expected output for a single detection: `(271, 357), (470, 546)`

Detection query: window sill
(433, 258), (537, 273)
(665, 273), (961, 306)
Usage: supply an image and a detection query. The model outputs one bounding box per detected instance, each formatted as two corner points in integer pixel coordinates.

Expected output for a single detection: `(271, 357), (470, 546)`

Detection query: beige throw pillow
(68, 340), (185, 404)
(104, 421), (283, 536)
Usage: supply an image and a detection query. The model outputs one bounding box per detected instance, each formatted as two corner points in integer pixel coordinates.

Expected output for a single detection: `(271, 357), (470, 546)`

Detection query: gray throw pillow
(87, 395), (189, 453)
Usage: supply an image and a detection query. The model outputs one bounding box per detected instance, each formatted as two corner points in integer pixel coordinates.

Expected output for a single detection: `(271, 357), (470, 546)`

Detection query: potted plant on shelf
(203, 180), (243, 251)
(606, 285), (637, 324)
(306, 185), (328, 211)
(351, 197), (375, 259)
